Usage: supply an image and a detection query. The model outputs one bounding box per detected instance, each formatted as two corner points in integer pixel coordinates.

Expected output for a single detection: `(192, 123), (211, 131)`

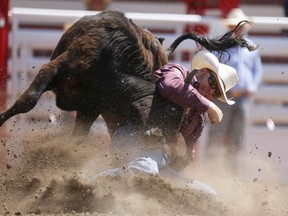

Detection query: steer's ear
(157, 37), (165, 44)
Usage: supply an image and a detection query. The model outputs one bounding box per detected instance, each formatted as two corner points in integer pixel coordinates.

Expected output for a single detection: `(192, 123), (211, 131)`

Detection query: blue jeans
(110, 123), (170, 172)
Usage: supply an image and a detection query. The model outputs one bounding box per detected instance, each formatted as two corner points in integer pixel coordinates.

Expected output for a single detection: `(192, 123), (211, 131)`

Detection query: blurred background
(1, 0), (288, 183)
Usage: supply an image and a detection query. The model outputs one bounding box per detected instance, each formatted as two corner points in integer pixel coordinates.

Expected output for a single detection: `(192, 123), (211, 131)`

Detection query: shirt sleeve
(155, 63), (210, 112)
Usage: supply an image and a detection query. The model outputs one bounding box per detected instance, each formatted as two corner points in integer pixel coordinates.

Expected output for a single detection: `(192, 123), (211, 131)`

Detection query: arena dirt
(1, 123), (288, 216)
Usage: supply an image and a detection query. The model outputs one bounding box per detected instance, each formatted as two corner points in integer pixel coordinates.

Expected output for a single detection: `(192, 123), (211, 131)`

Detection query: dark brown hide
(0, 11), (168, 136)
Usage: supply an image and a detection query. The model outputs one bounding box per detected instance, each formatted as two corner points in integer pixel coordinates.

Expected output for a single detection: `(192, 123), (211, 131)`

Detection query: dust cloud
(1, 122), (288, 216)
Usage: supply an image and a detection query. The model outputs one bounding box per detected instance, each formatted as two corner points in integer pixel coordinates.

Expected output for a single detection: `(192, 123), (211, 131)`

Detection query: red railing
(180, 0), (239, 17)
(0, 0), (9, 137)
(0, 0), (9, 112)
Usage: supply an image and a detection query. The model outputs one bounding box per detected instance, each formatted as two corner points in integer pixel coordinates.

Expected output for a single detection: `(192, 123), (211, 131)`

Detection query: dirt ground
(1, 120), (288, 216)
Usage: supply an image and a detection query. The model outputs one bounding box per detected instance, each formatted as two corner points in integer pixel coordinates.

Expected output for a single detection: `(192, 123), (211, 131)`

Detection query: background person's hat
(191, 50), (239, 105)
(222, 8), (252, 27)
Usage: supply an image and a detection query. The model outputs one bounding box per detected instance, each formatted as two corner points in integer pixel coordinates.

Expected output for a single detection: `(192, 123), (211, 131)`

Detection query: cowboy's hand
(207, 101), (223, 124)
(164, 144), (190, 171)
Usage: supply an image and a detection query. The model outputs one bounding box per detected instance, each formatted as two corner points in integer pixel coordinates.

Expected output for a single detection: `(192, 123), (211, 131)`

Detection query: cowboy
(95, 50), (239, 195)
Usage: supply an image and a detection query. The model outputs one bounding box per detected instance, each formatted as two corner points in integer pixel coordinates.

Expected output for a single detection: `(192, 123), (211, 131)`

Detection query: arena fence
(6, 7), (288, 181)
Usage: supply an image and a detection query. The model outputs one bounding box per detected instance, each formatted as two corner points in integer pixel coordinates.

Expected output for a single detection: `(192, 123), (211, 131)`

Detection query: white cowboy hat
(222, 8), (252, 27)
(191, 50), (239, 105)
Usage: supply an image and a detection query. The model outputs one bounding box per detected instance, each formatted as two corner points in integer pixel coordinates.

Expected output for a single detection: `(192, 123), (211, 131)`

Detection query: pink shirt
(155, 63), (210, 145)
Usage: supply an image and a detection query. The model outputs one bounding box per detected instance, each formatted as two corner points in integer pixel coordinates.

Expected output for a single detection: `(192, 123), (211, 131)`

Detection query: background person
(205, 8), (263, 171)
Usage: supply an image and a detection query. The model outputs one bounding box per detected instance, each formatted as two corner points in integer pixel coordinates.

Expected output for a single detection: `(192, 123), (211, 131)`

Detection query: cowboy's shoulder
(171, 63), (189, 73)
(159, 63), (188, 74)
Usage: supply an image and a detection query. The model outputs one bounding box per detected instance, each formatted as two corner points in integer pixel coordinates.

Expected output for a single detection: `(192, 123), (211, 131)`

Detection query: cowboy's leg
(97, 124), (169, 177)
